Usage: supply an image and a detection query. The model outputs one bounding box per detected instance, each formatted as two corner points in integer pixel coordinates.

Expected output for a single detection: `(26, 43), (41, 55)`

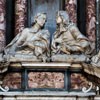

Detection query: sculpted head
(56, 11), (69, 25)
(34, 13), (47, 27)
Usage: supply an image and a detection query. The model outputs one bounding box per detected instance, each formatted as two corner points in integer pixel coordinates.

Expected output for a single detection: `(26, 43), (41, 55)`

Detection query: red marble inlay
(2, 73), (21, 89)
(28, 72), (64, 89)
(15, 0), (27, 35)
(0, 0), (6, 52)
(86, 0), (96, 43)
(65, 0), (77, 23)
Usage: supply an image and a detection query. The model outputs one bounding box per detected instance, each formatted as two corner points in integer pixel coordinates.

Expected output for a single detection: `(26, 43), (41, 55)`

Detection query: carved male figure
(4, 13), (50, 62)
(51, 11), (91, 62)
(52, 11), (91, 55)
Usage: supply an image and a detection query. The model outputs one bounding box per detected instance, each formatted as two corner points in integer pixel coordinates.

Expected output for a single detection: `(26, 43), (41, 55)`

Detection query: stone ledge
(10, 62), (82, 70)
(10, 62), (71, 69)
(1, 97), (77, 100)
(0, 91), (96, 97)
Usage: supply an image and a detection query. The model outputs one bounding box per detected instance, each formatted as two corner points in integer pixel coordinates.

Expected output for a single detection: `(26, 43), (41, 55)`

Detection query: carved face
(56, 11), (69, 25)
(56, 15), (62, 24)
(35, 13), (46, 27)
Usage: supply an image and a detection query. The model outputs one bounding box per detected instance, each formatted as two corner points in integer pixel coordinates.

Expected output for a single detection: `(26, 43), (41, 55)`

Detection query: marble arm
(15, 28), (29, 45)
(4, 28), (29, 55)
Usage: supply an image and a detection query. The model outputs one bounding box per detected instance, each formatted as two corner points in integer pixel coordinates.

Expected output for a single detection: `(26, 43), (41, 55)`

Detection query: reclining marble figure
(0, 11), (94, 73)
(0, 13), (50, 73)
(51, 11), (92, 63)
(4, 13), (50, 62)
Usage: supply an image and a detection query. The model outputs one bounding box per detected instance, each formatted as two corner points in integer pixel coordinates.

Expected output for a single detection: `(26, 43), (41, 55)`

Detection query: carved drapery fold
(65, 0), (77, 23)
(0, 0), (6, 52)
(86, 0), (96, 47)
(15, 0), (27, 35)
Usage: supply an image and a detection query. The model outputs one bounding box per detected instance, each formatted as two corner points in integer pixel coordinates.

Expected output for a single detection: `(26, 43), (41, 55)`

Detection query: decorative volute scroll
(82, 82), (93, 93)
(65, 0), (77, 23)
(0, 86), (9, 92)
(15, 0), (27, 35)
(0, 0), (6, 52)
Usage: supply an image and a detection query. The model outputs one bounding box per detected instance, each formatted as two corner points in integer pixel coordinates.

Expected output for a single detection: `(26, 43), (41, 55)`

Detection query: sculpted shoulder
(40, 29), (50, 33)
(22, 28), (30, 34)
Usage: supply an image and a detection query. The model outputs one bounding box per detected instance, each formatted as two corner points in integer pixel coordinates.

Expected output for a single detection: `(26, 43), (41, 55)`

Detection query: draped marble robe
(15, 0), (27, 35)
(0, 0), (6, 52)
(65, 0), (77, 24)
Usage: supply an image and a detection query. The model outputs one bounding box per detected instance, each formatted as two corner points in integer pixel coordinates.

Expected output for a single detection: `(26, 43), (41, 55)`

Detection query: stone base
(9, 62), (71, 69)
(51, 54), (88, 63)
(9, 54), (41, 62)
(0, 95), (96, 100)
